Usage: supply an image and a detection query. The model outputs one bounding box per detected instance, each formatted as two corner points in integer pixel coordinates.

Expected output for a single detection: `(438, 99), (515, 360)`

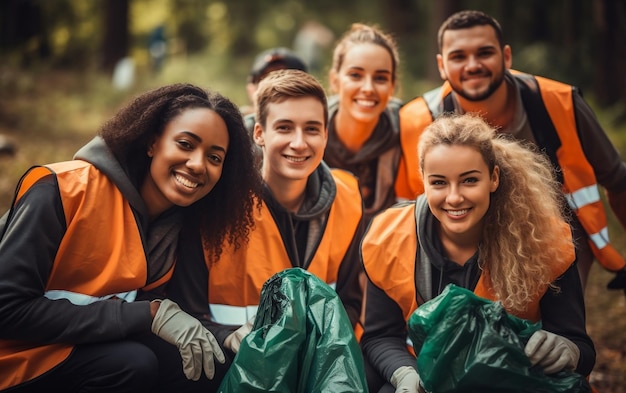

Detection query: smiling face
(423, 143), (499, 245)
(437, 25), (511, 102)
(254, 96), (327, 189)
(142, 107), (229, 218)
(330, 42), (395, 126)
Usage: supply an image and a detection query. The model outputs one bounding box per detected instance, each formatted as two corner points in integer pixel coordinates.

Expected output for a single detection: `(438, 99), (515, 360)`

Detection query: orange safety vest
(207, 169), (362, 326)
(0, 161), (169, 389)
(397, 71), (625, 272)
(362, 202), (574, 324)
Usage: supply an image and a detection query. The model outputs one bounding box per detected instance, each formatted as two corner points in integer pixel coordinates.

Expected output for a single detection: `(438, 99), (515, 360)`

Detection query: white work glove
(223, 317), (254, 354)
(524, 329), (580, 374)
(151, 299), (225, 380)
(391, 366), (426, 393)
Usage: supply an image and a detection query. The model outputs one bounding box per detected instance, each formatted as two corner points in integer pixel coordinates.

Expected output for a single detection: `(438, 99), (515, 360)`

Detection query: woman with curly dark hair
(0, 83), (262, 392)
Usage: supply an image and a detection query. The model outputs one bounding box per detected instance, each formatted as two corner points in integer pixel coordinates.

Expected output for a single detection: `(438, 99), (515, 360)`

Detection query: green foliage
(1, 0), (621, 105)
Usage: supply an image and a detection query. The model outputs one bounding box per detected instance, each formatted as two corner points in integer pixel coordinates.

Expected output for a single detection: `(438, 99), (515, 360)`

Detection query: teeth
(447, 209), (468, 216)
(356, 99), (376, 107)
(175, 174), (199, 188)
(286, 156), (307, 162)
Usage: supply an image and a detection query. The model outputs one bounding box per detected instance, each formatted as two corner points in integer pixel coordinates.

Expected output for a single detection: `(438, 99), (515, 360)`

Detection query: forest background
(0, 0), (625, 391)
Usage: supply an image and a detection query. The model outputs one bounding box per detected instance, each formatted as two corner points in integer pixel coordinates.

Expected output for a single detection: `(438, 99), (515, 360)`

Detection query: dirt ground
(584, 263), (626, 393)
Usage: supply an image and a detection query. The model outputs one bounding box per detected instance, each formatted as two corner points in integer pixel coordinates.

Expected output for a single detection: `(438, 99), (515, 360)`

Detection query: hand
(151, 299), (225, 380)
(607, 267), (626, 296)
(391, 366), (425, 393)
(223, 317), (254, 354)
(524, 329), (580, 374)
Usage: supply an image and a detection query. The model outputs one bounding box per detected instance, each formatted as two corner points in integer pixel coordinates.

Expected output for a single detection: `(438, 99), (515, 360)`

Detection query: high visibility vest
(362, 202), (574, 323)
(207, 169), (362, 325)
(0, 161), (168, 389)
(397, 71), (625, 271)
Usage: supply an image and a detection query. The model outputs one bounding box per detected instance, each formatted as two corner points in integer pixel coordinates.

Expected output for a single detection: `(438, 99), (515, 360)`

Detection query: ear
(503, 45), (513, 70)
(329, 69), (339, 94)
(147, 137), (156, 157)
(490, 165), (500, 192)
(436, 54), (447, 81)
(253, 123), (264, 146)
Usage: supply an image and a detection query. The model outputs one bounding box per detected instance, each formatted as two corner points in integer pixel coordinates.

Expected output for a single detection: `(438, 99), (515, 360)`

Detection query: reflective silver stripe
(589, 227), (610, 250)
(564, 184), (610, 250)
(564, 184), (600, 210)
(209, 304), (258, 325)
(209, 282), (337, 325)
(44, 290), (137, 305)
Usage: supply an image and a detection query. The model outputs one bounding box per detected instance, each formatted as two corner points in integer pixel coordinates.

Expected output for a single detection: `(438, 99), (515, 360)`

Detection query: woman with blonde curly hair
(360, 113), (595, 393)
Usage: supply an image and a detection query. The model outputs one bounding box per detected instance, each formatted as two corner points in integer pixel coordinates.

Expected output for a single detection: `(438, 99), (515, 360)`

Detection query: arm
(573, 93), (626, 227)
(0, 178), (151, 345)
(335, 222), (365, 328)
(143, 218), (228, 380)
(361, 279), (417, 383)
(165, 226), (238, 347)
(539, 262), (596, 376)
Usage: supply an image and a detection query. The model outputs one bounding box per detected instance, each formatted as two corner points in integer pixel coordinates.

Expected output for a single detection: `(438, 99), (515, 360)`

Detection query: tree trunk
(426, 0), (461, 82)
(593, 0), (626, 107)
(101, 0), (129, 73)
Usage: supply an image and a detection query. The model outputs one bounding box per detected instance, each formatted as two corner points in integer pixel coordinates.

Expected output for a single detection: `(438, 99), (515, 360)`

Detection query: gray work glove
(151, 299), (225, 380)
(524, 329), (580, 374)
(223, 317), (254, 354)
(391, 366), (426, 393)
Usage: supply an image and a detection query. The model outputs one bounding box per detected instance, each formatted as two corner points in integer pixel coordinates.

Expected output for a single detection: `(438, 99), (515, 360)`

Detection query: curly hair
(99, 83), (263, 262)
(418, 113), (571, 314)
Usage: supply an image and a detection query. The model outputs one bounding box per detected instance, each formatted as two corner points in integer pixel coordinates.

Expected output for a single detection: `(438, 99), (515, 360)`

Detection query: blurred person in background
(241, 47), (307, 120)
(241, 47), (308, 167)
(293, 20), (335, 74)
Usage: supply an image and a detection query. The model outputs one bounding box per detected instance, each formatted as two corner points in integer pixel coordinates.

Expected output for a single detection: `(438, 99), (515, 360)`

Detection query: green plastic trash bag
(218, 267), (367, 393)
(408, 284), (591, 393)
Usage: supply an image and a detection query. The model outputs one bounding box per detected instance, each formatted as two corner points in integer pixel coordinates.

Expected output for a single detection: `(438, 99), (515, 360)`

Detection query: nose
(186, 150), (205, 173)
(361, 75), (374, 93)
(465, 56), (482, 72)
(446, 185), (464, 205)
(290, 129), (307, 149)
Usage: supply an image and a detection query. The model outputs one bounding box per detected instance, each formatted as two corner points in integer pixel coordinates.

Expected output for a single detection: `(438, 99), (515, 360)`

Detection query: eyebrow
(347, 66), (392, 74)
(460, 169), (481, 176)
(428, 169), (482, 178)
(447, 45), (497, 55)
(181, 131), (227, 153)
(273, 119), (324, 126)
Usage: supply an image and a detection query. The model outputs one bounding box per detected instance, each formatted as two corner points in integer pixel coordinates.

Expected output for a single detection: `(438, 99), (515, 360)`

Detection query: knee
(115, 342), (159, 391)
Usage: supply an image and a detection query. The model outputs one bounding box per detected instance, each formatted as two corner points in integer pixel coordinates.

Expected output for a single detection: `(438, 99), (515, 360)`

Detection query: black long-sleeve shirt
(361, 197), (596, 383)
(165, 163), (364, 346)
